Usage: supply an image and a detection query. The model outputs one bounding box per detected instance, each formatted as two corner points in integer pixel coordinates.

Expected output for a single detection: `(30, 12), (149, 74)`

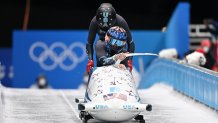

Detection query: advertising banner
(13, 31), (88, 89)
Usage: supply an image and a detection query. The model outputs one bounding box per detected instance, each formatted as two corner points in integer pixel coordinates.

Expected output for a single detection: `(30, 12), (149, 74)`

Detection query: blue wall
(13, 31), (88, 89)
(165, 2), (190, 58)
(12, 30), (164, 88)
(0, 48), (12, 87)
(131, 31), (164, 70)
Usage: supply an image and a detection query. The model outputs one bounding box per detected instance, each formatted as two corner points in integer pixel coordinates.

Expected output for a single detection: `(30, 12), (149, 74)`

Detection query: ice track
(1, 83), (218, 123)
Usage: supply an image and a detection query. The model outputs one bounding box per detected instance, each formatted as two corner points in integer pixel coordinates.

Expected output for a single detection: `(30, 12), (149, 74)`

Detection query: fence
(139, 58), (218, 110)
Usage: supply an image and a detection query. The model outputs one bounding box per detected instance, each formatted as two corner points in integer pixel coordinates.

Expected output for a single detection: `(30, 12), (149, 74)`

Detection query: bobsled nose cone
(146, 104), (152, 111)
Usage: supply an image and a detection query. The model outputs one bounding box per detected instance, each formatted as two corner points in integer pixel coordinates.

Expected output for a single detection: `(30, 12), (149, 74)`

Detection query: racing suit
(86, 14), (135, 63)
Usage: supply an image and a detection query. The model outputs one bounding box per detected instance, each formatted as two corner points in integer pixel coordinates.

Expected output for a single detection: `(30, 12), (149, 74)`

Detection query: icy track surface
(1, 83), (218, 123)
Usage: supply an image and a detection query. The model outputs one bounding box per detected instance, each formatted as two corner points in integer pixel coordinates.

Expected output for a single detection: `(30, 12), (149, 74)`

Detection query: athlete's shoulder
(116, 14), (126, 21)
(115, 14), (128, 26)
(90, 16), (97, 23)
(89, 16), (99, 29)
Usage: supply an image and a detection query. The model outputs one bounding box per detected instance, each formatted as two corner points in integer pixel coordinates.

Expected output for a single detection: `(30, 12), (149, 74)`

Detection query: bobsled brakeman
(75, 53), (157, 123)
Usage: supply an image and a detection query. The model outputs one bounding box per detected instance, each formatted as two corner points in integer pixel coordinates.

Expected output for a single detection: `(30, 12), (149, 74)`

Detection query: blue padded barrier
(139, 58), (218, 110)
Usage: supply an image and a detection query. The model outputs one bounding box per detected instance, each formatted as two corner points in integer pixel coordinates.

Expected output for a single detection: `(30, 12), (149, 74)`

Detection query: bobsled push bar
(115, 52), (159, 67)
(126, 53), (159, 57)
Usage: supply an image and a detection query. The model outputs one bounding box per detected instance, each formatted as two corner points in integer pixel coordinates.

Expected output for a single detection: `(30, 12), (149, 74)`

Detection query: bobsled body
(86, 66), (140, 121)
(77, 65), (151, 122)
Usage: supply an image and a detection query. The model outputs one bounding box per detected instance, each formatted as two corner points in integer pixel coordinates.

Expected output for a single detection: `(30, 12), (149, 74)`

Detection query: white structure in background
(158, 48), (206, 66)
(184, 51), (206, 66)
(158, 48), (178, 59)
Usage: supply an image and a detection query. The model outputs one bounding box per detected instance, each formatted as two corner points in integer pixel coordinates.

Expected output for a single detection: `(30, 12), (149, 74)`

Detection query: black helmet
(106, 26), (127, 52)
(96, 3), (116, 29)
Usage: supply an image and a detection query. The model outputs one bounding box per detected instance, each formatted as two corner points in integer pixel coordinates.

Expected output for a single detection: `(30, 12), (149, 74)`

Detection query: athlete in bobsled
(86, 3), (135, 74)
(96, 26), (129, 70)
(76, 26), (152, 123)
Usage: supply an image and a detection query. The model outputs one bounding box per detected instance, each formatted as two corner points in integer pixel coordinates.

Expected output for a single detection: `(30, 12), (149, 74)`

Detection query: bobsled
(76, 53), (157, 123)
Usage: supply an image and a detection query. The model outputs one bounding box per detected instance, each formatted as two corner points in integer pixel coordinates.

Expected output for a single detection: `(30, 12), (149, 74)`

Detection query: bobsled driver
(86, 3), (135, 74)
(87, 26), (130, 74)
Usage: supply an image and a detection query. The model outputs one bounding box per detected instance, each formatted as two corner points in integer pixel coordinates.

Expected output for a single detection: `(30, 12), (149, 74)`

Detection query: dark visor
(109, 38), (126, 47)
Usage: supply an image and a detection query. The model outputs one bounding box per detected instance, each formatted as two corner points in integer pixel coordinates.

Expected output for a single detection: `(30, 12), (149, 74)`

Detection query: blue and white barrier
(139, 58), (218, 110)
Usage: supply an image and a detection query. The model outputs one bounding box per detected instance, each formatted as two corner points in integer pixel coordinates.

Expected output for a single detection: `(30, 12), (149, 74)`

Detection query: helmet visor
(109, 38), (126, 47)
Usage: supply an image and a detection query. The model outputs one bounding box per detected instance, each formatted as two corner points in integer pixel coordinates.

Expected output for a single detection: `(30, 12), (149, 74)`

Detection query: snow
(0, 83), (217, 123)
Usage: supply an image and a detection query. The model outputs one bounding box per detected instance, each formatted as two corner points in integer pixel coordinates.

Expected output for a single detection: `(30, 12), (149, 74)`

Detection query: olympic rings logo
(29, 41), (86, 71)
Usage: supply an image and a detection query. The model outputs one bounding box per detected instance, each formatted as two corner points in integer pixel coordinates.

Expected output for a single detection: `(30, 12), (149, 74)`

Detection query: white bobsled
(76, 53), (156, 123)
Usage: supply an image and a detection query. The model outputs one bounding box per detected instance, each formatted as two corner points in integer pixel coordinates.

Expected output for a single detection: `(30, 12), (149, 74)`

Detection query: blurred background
(0, 0), (218, 89)
(2, 0), (218, 47)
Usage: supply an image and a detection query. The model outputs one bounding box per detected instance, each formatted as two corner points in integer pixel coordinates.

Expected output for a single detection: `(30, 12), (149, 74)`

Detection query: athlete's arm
(117, 15), (135, 60)
(86, 17), (98, 60)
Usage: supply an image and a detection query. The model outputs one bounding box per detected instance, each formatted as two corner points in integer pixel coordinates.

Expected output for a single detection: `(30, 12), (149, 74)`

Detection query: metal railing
(139, 58), (218, 110)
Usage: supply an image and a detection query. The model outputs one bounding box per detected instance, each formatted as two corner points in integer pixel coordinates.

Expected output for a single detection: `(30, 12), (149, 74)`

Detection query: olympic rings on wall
(29, 41), (86, 71)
